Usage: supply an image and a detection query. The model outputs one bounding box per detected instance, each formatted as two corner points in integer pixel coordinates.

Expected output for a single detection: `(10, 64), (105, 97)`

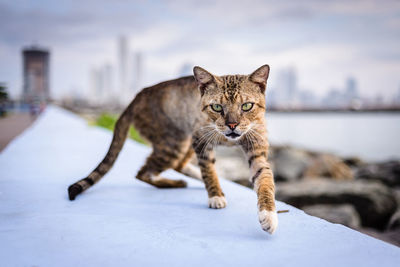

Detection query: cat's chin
(224, 133), (242, 142)
(225, 132), (241, 139)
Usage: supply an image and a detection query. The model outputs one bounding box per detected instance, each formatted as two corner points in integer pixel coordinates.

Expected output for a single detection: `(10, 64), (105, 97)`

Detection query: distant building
(322, 88), (345, 108)
(89, 63), (114, 105)
(273, 67), (298, 108)
(132, 52), (143, 97)
(395, 86), (400, 105)
(374, 93), (384, 107)
(102, 63), (113, 102)
(22, 45), (50, 103)
(118, 36), (129, 104)
(298, 89), (318, 108)
(321, 76), (361, 109)
(88, 68), (98, 103)
(269, 66), (318, 109)
(345, 77), (358, 99)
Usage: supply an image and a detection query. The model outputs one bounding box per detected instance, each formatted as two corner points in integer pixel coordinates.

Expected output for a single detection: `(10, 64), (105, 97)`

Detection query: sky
(0, 0), (400, 100)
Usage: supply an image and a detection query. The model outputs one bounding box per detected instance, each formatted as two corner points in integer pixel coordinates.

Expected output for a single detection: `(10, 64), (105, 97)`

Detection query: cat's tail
(68, 103), (135, 201)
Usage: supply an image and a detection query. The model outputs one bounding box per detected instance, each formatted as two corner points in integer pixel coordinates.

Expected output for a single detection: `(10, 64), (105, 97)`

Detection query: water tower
(22, 45), (50, 103)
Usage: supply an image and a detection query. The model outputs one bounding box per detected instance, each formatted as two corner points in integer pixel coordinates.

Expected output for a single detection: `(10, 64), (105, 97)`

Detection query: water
(265, 112), (400, 162)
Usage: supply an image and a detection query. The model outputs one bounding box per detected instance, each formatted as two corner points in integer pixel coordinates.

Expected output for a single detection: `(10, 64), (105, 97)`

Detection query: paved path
(0, 112), (35, 152)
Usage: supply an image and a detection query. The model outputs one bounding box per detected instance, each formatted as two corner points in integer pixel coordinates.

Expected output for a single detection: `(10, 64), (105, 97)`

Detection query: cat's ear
(249, 64), (270, 93)
(193, 66), (215, 96)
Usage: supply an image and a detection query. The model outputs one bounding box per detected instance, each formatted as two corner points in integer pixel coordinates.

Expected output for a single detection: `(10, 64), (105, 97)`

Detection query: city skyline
(0, 0), (400, 102)
(85, 35), (144, 105)
(266, 66), (391, 109)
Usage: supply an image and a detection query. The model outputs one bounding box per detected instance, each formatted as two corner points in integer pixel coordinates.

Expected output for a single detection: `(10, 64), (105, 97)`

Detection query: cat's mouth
(225, 132), (241, 139)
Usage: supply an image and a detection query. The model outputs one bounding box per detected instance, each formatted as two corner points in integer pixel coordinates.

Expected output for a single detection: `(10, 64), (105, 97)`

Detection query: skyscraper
(345, 77), (358, 100)
(118, 35), (129, 103)
(286, 67), (297, 98)
(22, 45), (50, 103)
(102, 64), (113, 102)
(89, 64), (114, 104)
(396, 86), (400, 105)
(132, 52), (143, 97)
(274, 66), (298, 108)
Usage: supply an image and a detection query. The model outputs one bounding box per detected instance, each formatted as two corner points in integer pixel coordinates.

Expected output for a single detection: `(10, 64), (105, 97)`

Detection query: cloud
(0, 1), (158, 46)
(0, 0), (399, 99)
(0, 2), (94, 45)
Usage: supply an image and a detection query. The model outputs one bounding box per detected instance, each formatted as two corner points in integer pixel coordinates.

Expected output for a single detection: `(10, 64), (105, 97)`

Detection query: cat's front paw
(258, 209), (278, 234)
(208, 196), (227, 209)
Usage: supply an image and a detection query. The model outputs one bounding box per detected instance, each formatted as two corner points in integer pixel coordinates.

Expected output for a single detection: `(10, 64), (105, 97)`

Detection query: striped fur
(68, 64), (277, 233)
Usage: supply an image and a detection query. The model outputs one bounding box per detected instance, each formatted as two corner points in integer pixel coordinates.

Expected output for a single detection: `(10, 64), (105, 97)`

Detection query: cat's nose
(226, 122), (238, 130)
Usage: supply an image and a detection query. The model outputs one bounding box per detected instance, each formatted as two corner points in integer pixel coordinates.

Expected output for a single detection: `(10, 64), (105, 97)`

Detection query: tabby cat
(68, 65), (278, 234)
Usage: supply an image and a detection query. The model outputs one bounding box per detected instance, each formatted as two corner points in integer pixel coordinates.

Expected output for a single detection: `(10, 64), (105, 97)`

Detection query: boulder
(302, 204), (361, 229)
(343, 156), (365, 167)
(393, 189), (400, 208)
(360, 228), (400, 247)
(271, 146), (311, 182)
(276, 178), (397, 229)
(356, 160), (400, 187)
(304, 154), (353, 180)
(387, 210), (400, 230)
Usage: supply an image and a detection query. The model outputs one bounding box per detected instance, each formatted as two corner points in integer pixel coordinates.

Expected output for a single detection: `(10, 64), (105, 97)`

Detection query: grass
(95, 113), (147, 145)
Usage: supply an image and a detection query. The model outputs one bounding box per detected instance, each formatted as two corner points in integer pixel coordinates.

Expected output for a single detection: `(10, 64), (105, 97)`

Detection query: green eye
(242, 102), (254, 111)
(211, 104), (223, 112)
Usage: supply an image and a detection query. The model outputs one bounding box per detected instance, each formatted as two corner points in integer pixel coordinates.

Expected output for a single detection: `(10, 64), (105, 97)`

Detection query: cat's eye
(242, 102), (254, 111)
(211, 104), (223, 112)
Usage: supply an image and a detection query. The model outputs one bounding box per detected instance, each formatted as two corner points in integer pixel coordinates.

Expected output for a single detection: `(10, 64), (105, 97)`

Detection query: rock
(356, 160), (400, 187)
(302, 204), (361, 229)
(360, 228), (400, 247)
(393, 189), (400, 208)
(387, 210), (400, 230)
(343, 156), (365, 167)
(276, 178), (397, 229)
(304, 154), (353, 180)
(271, 146), (311, 182)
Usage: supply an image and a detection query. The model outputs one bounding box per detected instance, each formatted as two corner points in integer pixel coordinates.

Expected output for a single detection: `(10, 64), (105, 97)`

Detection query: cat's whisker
(244, 134), (252, 155)
(197, 125), (215, 132)
(201, 133), (216, 157)
(212, 131), (222, 148)
(195, 126), (218, 146)
(196, 130), (215, 145)
(250, 129), (267, 141)
(251, 123), (267, 131)
(247, 124), (267, 140)
(246, 131), (256, 153)
(209, 132), (218, 148)
(199, 129), (218, 157)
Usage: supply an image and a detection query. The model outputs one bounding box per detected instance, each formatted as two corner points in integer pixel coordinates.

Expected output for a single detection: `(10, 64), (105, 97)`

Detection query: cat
(68, 65), (278, 234)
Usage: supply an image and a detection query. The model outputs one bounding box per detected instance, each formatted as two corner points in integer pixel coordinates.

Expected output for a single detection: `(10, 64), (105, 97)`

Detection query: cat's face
(193, 65), (269, 141)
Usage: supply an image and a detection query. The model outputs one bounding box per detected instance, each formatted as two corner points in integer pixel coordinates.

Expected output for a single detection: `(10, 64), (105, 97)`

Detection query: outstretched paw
(258, 209), (278, 234)
(208, 196), (227, 209)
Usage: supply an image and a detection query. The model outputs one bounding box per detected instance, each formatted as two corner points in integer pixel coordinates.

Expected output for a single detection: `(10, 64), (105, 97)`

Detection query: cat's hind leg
(136, 140), (191, 188)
